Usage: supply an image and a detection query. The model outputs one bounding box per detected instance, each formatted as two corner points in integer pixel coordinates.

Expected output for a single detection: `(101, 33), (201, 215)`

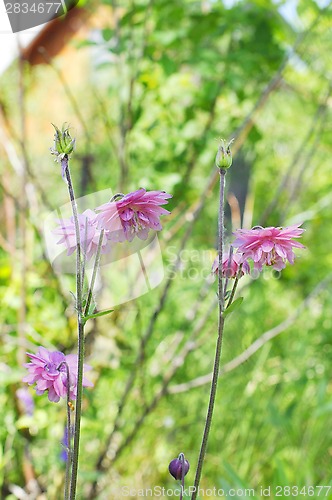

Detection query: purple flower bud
(60, 427), (69, 462)
(16, 388), (34, 416)
(168, 455), (190, 480)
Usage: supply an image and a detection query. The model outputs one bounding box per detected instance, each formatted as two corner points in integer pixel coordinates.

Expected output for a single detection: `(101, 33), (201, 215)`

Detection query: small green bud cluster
(50, 123), (76, 161)
(215, 138), (233, 170)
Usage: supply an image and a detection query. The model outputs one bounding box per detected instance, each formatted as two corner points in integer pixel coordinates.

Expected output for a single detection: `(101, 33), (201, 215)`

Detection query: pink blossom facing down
(23, 347), (93, 403)
(212, 251), (250, 278)
(96, 189), (172, 242)
(233, 224), (305, 271)
(53, 209), (110, 261)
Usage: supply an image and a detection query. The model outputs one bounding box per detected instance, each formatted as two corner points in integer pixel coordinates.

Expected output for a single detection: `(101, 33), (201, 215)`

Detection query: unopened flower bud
(50, 123), (76, 161)
(168, 454), (190, 480)
(215, 139), (233, 170)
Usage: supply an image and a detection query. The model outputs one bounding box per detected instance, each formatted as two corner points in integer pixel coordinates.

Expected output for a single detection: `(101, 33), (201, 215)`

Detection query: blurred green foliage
(1, 0), (332, 498)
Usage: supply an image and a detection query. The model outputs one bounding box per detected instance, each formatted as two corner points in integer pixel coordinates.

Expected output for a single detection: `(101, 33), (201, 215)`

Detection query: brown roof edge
(21, 7), (91, 65)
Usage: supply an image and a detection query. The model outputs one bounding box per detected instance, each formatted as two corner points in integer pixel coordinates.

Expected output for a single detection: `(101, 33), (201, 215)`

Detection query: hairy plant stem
(191, 169), (227, 500)
(70, 321), (84, 500)
(223, 246), (233, 298)
(84, 229), (104, 318)
(179, 453), (186, 500)
(64, 363), (72, 500)
(226, 263), (243, 308)
(63, 157), (84, 500)
(218, 171), (226, 312)
(81, 218), (88, 289)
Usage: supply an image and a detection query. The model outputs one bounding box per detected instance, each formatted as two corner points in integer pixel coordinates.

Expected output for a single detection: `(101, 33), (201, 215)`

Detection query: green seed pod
(215, 138), (233, 170)
(50, 123), (76, 160)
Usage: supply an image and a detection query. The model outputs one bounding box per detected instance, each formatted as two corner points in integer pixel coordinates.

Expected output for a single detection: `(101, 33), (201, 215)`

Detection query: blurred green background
(0, 0), (332, 498)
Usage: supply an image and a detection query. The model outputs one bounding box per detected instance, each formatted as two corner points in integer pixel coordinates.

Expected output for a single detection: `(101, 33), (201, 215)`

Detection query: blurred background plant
(0, 0), (332, 498)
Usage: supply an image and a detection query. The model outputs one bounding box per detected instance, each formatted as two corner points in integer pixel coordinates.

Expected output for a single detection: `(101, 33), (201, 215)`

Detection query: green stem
(62, 157), (84, 500)
(223, 246), (233, 298)
(84, 229), (104, 318)
(69, 321), (84, 500)
(179, 453), (185, 500)
(64, 363), (72, 500)
(63, 157), (83, 309)
(226, 264), (243, 309)
(81, 218), (88, 290)
(191, 169), (227, 500)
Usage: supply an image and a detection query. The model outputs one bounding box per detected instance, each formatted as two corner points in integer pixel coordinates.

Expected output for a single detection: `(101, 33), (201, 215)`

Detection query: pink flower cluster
(96, 189), (172, 242)
(23, 347), (93, 403)
(213, 224), (304, 276)
(233, 224), (305, 271)
(54, 189), (172, 259)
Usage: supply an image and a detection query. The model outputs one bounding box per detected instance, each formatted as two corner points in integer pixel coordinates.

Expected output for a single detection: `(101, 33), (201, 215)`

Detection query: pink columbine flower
(23, 347), (93, 403)
(95, 189), (172, 242)
(212, 251), (250, 278)
(233, 224), (305, 271)
(53, 209), (110, 261)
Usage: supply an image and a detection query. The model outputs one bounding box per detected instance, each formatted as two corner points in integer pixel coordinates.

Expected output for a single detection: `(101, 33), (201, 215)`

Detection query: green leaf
(223, 297), (244, 317)
(87, 299), (97, 316)
(84, 308), (114, 322)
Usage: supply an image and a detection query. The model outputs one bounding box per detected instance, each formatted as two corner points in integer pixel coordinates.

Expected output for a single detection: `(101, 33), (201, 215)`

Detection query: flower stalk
(69, 321), (84, 500)
(84, 229), (105, 319)
(62, 156), (84, 500)
(64, 363), (72, 500)
(81, 218), (88, 289)
(179, 453), (186, 500)
(226, 263), (243, 308)
(191, 168), (227, 500)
